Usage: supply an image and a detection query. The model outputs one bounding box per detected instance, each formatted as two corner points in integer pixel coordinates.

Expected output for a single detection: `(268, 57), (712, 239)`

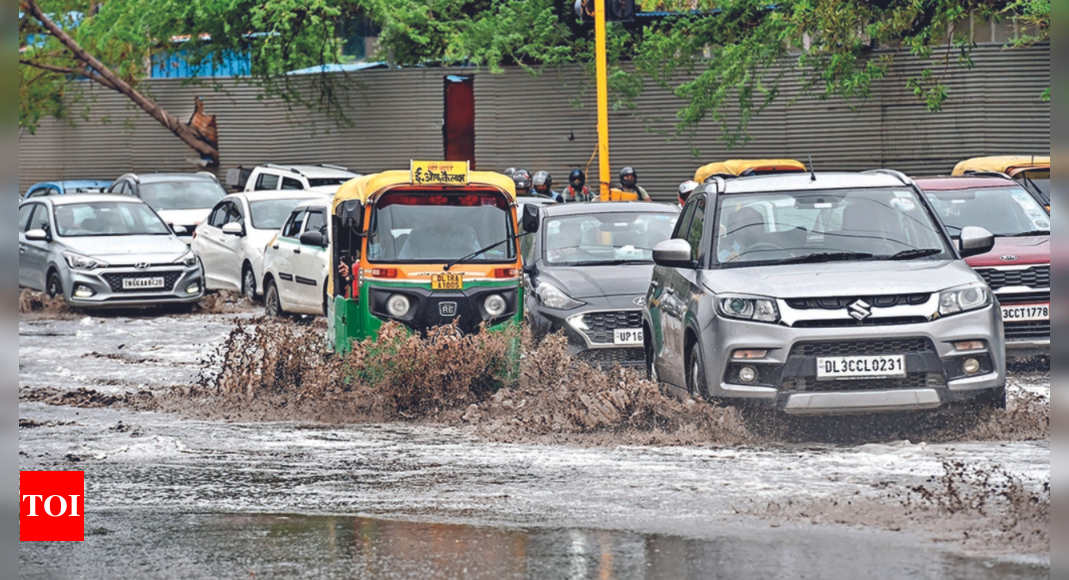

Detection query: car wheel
(264, 280), (284, 318)
(46, 271), (64, 300)
(687, 342), (708, 399)
(242, 266), (257, 302)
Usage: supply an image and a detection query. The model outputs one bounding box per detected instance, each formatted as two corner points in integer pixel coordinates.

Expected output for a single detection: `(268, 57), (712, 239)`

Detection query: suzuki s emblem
(634, 296), (647, 307)
(848, 299), (872, 321)
(439, 302), (458, 317)
(1000, 255), (1019, 262)
(134, 262), (151, 270)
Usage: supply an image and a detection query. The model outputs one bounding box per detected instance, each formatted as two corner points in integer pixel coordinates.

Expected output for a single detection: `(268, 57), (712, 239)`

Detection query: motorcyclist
(561, 169), (594, 203)
(619, 167), (651, 201)
(513, 170), (533, 197)
(532, 171), (562, 203)
(503, 167), (517, 178)
(677, 180), (699, 208)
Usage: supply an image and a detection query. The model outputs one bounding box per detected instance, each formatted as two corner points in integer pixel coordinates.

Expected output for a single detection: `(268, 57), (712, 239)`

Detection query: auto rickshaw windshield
(367, 191), (516, 263)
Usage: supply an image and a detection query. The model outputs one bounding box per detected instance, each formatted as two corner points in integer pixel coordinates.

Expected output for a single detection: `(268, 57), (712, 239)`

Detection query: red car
(917, 176), (1050, 359)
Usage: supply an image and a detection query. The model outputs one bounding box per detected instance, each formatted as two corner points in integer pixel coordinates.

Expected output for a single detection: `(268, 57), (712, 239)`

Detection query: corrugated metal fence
(20, 44), (1049, 202)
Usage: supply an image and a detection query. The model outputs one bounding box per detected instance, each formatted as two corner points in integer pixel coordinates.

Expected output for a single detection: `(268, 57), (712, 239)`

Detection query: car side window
(18, 204), (34, 233)
(673, 201), (697, 241)
(685, 196), (707, 262)
(28, 204), (51, 234)
(281, 177), (303, 190)
(226, 202), (244, 225)
(208, 203), (229, 228)
(256, 173), (280, 191)
(303, 210), (327, 237)
(521, 231), (536, 264)
(282, 210), (306, 239)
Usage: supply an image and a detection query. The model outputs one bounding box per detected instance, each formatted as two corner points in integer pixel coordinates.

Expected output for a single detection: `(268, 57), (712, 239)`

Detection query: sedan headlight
(717, 295), (780, 323)
(938, 284), (991, 317)
(174, 250), (199, 268)
(536, 283), (585, 310)
(63, 251), (108, 271)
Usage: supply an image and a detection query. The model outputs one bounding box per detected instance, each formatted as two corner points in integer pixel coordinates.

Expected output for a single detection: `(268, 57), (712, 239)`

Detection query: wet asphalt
(18, 312), (1050, 579)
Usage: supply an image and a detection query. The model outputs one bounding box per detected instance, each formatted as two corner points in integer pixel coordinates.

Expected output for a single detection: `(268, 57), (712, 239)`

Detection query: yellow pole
(595, 1), (611, 201)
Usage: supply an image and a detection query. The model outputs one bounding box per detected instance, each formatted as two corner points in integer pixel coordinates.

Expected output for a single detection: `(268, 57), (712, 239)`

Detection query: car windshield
(544, 212), (678, 266)
(367, 191), (515, 263)
(250, 199), (314, 230)
(54, 202), (171, 237)
(715, 188), (951, 267)
(308, 178), (350, 188)
(926, 187), (1049, 237)
(139, 181), (226, 211)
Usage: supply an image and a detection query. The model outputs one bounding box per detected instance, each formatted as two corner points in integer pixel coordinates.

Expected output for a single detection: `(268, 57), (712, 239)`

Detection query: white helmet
(678, 180), (699, 203)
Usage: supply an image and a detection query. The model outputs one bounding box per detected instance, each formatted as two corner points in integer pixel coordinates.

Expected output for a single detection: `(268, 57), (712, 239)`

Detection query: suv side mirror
(653, 239), (695, 268)
(300, 231), (328, 248)
(958, 226), (995, 258)
(171, 224), (188, 236)
(521, 204), (540, 234)
(221, 222), (244, 237)
(25, 229), (50, 242)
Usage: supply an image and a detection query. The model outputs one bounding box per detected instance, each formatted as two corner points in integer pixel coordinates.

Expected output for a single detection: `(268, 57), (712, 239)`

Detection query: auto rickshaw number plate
(432, 273), (464, 291)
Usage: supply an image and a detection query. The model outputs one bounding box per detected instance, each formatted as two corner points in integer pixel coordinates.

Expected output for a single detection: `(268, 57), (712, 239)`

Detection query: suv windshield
(250, 199), (313, 230)
(54, 202), (171, 237)
(925, 187), (1049, 237)
(368, 191), (515, 263)
(139, 181), (227, 211)
(544, 212), (678, 266)
(715, 188), (951, 267)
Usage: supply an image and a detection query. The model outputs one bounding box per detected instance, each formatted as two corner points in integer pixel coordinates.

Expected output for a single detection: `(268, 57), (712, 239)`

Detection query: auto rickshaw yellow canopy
(952, 156), (1050, 178)
(694, 159), (807, 183)
(333, 168), (517, 214)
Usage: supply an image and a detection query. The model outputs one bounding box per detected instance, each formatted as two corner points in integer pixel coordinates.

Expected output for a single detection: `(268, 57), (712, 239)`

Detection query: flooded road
(19, 312), (1050, 578)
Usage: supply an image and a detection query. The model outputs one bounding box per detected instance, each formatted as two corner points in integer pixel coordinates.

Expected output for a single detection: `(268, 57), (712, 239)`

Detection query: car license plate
(613, 328), (643, 346)
(122, 277), (165, 290)
(431, 273), (463, 291)
(1001, 303), (1049, 322)
(816, 355), (906, 380)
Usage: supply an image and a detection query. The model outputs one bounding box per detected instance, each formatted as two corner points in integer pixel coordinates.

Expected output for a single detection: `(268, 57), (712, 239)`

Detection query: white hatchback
(261, 199), (333, 316)
(192, 191), (327, 300)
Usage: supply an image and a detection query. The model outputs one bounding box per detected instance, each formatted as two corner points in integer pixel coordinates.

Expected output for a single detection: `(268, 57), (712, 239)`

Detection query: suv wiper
(1005, 230), (1049, 238)
(771, 252), (875, 265)
(883, 248), (943, 261)
(572, 259), (652, 267)
(443, 237), (515, 271)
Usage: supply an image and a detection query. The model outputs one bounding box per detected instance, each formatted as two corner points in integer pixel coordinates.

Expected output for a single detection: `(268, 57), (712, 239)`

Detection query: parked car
(953, 155), (1050, 208)
(917, 175), (1050, 358)
(192, 191), (328, 300)
(645, 171), (1005, 415)
(240, 164), (359, 196)
(261, 199), (333, 316)
(522, 202), (679, 367)
(23, 180), (113, 201)
(107, 173), (227, 243)
(18, 194), (203, 309)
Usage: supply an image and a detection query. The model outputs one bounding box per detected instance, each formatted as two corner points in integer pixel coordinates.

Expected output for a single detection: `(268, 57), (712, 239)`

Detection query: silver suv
(644, 171), (1006, 415)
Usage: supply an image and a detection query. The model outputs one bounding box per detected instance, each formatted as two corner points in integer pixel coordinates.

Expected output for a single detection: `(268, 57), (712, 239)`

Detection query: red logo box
(20, 471), (85, 542)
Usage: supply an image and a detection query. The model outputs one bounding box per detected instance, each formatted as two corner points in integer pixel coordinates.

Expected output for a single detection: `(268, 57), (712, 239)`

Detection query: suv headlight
(536, 283), (585, 310)
(174, 250), (199, 268)
(717, 295), (780, 323)
(938, 284), (991, 317)
(63, 251), (108, 271)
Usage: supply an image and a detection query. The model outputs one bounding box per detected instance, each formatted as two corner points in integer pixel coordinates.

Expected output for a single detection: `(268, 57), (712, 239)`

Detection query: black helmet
(513, 170), (532, 192)
(532, 171), (552, 195)
(569, 169), (585, 188)
(503, 167), (517, 178)
(620, 167), (637, 186)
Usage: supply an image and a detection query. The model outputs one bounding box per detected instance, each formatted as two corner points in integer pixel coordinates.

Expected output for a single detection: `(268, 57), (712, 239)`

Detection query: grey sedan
(18, 195), (204, 309)
(521, 202), (679, 367)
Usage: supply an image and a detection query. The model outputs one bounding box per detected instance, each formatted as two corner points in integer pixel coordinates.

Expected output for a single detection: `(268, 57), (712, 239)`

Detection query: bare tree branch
(19, 58), (120, 90)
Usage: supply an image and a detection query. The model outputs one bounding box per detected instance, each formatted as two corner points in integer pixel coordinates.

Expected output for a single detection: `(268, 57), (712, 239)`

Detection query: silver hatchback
(645, 171), (1006, 415)
(18, 195), (203, 309)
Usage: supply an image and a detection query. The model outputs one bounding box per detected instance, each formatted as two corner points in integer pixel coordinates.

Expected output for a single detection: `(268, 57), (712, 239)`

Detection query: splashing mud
(19, 387), (159, 411)
(18, 290), (72, 318)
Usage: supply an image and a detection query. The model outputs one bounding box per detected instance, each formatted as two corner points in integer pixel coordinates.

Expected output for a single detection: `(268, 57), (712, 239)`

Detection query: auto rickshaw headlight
(386, 294), (411, 318)
(484, 294), (508, 318)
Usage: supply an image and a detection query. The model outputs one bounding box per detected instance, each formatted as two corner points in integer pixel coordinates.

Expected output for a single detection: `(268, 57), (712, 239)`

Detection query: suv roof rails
(705, 176), (727, 195)
(863, 169), (913, 186)
(117, 173), (140, 184)
(263, 164), (305, 176)
(195, 171), (219, 182)
(317, 163), (351, 172)
(961, 170), (1015, 181)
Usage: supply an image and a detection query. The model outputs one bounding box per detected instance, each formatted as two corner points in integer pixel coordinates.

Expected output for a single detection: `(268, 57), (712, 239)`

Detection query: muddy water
(18, 312), (1051, 577)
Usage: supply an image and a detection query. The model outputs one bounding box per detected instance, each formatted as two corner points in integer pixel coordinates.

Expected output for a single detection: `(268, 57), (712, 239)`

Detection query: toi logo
(20, 471), (85, 542)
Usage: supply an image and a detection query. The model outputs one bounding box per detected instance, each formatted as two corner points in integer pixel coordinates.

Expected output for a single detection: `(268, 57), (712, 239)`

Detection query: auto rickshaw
(953, 155), (1050, 208)
(329, 162), (523, 352)
(693, 159), (807, 183)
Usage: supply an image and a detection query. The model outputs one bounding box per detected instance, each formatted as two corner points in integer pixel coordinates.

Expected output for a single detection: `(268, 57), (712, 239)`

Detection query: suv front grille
(1005, 321), (1050, 341)
(580, 311), (643, 344)
(102, 271), (182, 293)
(790, 338), (934, 358)
(976, 266), (1049, 291)
(997, 291), (1050, 306)
(786, 294), (930, 310)
(579, 348), (645, 368)
(782, 372), (946, 393)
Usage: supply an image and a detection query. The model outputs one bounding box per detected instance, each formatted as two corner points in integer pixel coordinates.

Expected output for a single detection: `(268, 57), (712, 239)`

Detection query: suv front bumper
(700, 305), (1005, 415)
